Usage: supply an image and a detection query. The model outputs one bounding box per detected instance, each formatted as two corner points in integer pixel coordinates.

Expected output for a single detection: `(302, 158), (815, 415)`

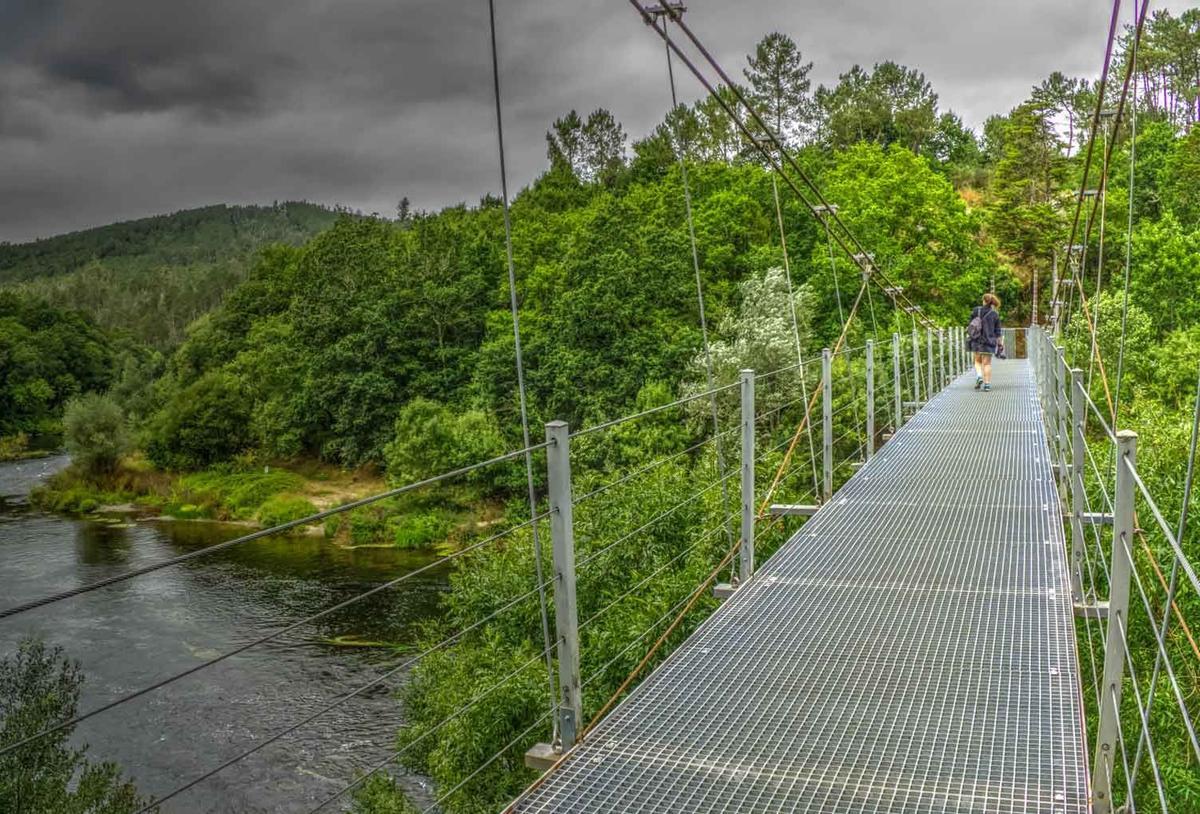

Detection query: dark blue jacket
(969, 305), (1001, 354)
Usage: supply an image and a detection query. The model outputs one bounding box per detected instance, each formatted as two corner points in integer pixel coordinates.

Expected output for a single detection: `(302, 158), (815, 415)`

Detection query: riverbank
(0, 433), (59, 462)
(31, 457), (501, 549)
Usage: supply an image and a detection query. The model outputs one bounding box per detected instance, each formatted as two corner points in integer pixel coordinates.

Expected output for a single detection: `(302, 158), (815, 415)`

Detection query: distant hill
(0, 202), (343, 348)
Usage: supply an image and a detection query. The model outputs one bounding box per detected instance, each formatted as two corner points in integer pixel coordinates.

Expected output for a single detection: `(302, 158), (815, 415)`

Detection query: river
(0, 455), (451, 812)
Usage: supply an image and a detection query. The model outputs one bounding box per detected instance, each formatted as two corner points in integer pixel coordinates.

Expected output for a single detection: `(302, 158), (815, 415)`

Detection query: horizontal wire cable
(0, 441), (551, 622)
(1112, 611), (1170, 814)
(132, 578), (552, 813)
(0, 513), (546, 759)
(579, 512), (737, 631)
(581, 587), (704, 690)
(305, 644), (555, 813)
(573, 430), (735, 506)
(569, 382), (740, 439)
(1115, 531), (1200, 763)
(575, 470), (738, 570)
(421, 710), (554, 814)
(1122, 456), (1200, 599)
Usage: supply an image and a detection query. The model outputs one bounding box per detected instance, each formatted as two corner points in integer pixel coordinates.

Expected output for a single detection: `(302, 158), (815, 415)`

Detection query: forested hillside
(0, 202), (341, 347)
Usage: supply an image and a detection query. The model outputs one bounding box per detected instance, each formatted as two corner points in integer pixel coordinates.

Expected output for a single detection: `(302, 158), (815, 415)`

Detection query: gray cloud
(0, 0), (1191, 242)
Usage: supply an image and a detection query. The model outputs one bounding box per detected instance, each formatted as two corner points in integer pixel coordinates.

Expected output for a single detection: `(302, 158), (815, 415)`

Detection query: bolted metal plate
(512, 360), (1088, 814)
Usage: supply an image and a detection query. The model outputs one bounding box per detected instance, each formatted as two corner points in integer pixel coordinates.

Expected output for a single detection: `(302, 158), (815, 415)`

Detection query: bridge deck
(514, 360), (1089, 813)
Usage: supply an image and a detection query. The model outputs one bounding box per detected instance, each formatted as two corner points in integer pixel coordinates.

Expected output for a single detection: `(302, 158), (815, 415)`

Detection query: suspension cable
(663, 21), (736, 555)
(770, 173), (821, 498)
(1132, 359), (1200, 781)
(630, 2), (934, 332)
(488, 0), (559, 745)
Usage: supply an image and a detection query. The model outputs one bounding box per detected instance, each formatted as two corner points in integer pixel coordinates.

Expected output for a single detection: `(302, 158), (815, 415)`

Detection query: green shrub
(383, 399), (507, 488)
(145, 371), (253, 470)
(62, 393), (129, 475)
(256, 494), (318, 527)
(389, 509), (453, 549)
(178, 469), (303, 519)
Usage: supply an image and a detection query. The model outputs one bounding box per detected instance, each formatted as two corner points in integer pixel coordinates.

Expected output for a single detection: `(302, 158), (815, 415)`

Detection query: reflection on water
(0, 456), (449, 812)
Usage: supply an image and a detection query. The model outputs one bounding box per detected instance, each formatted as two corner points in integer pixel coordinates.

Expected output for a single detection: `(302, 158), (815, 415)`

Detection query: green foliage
(1162, 124), (1200, 228)
(1148, 326), (1200, 410)
(176, 469), (304, 520)
(815, 143), (1009, 327)
(145, 371), (254, 470)
(987, 104), (1066, 274)
(0, 638), (152, 813)
(384, 399), (506, 486)
(1128, 214), (1200, 334)
(0, 203), (341, 348)
(351, 773), (420, 814)
(815, 62), (940, 153)
(256, 494), (319, 527)
(0, 292), (114, 436)
(62, 393), (130, 475)
(395, 454), (733, 814)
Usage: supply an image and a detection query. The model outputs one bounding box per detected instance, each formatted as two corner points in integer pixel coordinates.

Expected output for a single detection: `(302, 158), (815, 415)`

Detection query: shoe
(974, 378), (982, 390)
(983, 383), (991, 392)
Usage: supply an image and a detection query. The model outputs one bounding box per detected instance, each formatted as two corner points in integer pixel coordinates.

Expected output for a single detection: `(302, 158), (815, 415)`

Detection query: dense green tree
(546, 109), (628, 186)
(815, 62), (939, 153)
(1128, 213), (1200, 333)
(986, 103), (1066, 317)
(145, 371), (254, 469)
(383, 399), (506, 486)
(1, 639), (151, 813)
(0, 293), (114, 436)
(1162, 124), (1200, 227)
(62, 393), (129, 475)
(1031, 71), (1090, 156)
(743, 33), (814, 146)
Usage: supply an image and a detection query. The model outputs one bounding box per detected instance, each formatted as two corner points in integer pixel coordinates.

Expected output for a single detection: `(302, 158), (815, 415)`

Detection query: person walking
(967, 293), (1003, 391)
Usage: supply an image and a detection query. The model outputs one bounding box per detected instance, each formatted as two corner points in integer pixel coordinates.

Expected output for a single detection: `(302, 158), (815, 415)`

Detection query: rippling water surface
(0, 455), (449, 812)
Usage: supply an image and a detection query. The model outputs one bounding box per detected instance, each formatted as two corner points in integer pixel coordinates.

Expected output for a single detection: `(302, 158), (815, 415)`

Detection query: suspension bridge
(2, 0), (1198, 813)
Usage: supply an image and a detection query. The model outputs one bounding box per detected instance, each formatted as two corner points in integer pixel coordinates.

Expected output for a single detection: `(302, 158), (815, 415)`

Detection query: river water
(0, 456), (450, 812)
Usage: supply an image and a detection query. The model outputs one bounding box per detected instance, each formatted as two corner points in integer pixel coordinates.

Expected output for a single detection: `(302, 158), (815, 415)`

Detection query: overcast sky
(0, 0), (1188, 242)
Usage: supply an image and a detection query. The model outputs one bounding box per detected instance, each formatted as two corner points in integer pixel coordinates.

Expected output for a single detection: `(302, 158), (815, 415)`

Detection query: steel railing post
(1069, 368), (1085, 603)
(938, 328), (946, 390)
(865, 340), (875, 458)
(739, 369), (755, 583)
(892, 332), (902, 429)
(1091, 430), (1138, 814)
(822, 348), (833, 500)
(911, 328), (921, 406)
(545, 420), (582, 748)
(926, 329), (935, 397)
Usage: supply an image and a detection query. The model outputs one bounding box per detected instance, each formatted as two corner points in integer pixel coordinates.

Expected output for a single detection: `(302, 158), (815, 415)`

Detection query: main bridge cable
(1051, 0), (1123, 334)
(631, 4), (877, 516)
(488, 0), (561, 746)
(631, 1), (933, 332)
(657, 7), (934, 329)
(1055, 0), (1150, 420)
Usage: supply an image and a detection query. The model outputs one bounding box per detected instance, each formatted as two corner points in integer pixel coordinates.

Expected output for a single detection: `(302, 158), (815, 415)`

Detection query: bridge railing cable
(1030, 326), (1200, 813)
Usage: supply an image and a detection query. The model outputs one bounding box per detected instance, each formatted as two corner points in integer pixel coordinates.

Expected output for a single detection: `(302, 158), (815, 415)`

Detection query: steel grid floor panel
(513, 362), (1088, 814)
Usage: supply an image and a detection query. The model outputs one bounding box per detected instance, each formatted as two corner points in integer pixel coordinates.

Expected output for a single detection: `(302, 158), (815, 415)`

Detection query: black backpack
(967, 307), (985, 341)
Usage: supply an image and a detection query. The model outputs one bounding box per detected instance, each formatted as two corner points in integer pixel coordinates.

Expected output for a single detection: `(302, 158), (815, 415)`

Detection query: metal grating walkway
(514, 360), (1089, 813)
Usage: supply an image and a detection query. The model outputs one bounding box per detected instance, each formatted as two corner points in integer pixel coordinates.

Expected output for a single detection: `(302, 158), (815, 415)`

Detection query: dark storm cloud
(0, 0), (1191, 242)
